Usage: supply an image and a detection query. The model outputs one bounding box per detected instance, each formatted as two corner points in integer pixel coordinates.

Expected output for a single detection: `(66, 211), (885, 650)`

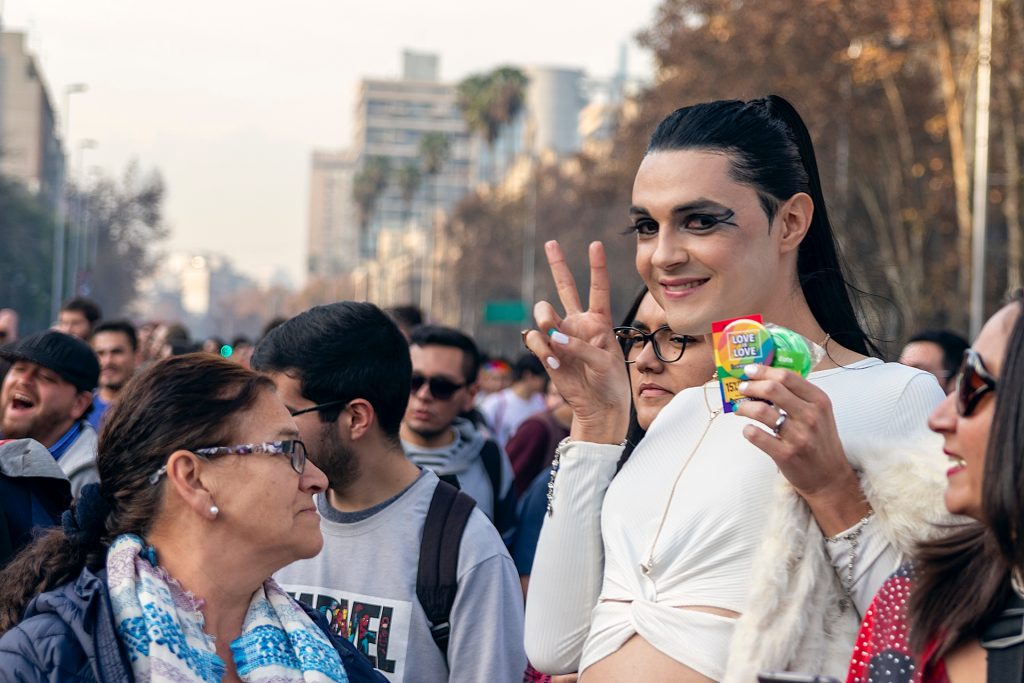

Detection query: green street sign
(483, 300), (528, 324)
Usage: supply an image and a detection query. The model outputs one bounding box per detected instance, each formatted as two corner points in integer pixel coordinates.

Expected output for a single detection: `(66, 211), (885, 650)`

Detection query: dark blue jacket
(0, 439), (71, 568)
(0, 565), (387, 682)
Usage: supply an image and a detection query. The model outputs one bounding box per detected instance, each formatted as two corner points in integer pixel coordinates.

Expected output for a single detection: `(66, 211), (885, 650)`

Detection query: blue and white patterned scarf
(107, 534), (349, 683)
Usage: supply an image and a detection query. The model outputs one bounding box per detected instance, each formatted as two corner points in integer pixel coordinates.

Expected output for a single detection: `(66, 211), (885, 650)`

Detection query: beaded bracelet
(545, 437), (629, 516)
(545, 437), (572, 517)
(823, 506), (875, 610)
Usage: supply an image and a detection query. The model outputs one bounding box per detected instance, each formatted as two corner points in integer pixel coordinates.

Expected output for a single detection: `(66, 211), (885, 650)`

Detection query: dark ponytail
(0, 354), (273, 634)
(647, 95), (877, 356)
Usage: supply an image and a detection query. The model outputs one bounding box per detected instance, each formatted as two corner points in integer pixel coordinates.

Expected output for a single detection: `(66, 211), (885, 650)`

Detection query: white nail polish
(546, 356), (561, 370)
(550, 330), (570, 345)
(738, 381), (749, 392)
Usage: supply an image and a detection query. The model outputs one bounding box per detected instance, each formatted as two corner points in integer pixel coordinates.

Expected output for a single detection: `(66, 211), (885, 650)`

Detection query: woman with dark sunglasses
(0, 354), (386, 683)
(847, 296), (1024, 683)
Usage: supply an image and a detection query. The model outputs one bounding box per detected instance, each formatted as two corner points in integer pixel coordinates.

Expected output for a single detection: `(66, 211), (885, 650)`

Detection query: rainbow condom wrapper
(712, 316), (823, 413)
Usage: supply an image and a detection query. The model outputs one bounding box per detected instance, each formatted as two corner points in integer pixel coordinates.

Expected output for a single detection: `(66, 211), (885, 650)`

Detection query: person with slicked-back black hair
(521, 96), (949, 682)
(0, 354), (386, 683)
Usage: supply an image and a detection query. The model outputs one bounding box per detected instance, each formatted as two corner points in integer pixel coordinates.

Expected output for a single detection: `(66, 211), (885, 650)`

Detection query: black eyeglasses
(955, 348), (997, 417)
(148, 439), (309, 485)
(410, 373), (466, 400)
(612, 325), (689, 364)
(289, 399), (350, 417)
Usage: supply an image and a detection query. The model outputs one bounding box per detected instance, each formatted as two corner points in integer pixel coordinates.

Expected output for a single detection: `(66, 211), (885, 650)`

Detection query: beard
(102, 379), (127, 392)
(0, 399), (72, 442)
(406, 421), (452, 442)
(312, 421), (361, 491)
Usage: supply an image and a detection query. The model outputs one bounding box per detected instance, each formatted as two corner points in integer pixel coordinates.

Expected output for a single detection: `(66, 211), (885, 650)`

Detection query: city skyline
(4, 1), (661, 287)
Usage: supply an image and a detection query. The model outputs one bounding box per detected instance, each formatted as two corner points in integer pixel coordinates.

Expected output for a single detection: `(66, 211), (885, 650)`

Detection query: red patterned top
(846, 565), (949, 683)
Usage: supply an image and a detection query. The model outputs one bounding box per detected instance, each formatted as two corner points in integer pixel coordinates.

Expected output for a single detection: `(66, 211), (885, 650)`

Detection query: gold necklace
(640, 373), (721, 575)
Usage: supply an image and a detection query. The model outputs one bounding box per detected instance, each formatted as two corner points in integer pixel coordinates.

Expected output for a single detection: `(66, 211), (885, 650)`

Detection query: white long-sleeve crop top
(524, 359), (943, 680)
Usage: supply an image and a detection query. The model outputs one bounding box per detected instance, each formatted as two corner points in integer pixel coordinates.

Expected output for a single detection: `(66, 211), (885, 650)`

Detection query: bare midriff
(579, 634), (718, 683)
(578, 604), (738, 683)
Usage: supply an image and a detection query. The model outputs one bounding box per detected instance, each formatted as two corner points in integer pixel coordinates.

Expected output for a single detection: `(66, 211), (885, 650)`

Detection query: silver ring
(772, 408), (788, 437)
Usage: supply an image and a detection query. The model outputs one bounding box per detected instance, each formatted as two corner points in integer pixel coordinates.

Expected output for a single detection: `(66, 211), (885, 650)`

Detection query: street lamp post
(969, 0), (993, 339)
(70, 139), (97, 295)
(50, 82), (88, 321)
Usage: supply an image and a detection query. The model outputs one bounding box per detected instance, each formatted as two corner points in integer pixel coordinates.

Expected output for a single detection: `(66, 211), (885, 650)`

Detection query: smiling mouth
(11, 393), (35, 410)
(661, 278), (710, 293)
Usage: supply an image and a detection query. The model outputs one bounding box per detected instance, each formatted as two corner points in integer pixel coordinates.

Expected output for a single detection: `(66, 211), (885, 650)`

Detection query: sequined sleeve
(846, 565), (948, 683)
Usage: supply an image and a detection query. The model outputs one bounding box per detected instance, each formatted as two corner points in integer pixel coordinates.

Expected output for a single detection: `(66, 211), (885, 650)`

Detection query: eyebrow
(278, 429), (301, 439)
(629, 198), (732, 217)
(629, 320), (653, 332)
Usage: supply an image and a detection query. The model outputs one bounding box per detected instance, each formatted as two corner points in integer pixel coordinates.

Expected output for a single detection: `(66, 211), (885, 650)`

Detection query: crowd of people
(0, 95), (1016, 683)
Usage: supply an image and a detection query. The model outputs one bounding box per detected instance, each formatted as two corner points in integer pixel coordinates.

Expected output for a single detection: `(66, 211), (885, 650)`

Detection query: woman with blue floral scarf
(0, 353), (386, 683)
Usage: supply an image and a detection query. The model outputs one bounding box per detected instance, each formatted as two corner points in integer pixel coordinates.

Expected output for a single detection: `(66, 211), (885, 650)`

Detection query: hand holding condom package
(711, 315), (825, 413)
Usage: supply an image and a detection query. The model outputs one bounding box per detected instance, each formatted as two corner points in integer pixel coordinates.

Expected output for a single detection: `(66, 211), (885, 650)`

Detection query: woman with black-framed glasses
(0, 354), (387, 683)
(847, 296), (1024, 683)
(615, 287), (716, 464)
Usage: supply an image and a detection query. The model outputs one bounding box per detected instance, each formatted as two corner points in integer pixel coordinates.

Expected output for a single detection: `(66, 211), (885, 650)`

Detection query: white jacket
(724, 438), (951, 681)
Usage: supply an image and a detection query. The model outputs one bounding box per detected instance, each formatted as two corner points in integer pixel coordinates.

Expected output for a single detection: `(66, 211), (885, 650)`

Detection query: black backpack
(416, 480), (476, 662)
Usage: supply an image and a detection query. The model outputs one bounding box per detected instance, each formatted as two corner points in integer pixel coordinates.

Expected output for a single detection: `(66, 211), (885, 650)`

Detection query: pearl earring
(209, 505), (219, 517)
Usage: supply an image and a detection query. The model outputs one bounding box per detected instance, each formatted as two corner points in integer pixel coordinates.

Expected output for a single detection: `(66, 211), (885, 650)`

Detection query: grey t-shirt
(275, 468), (526, 683)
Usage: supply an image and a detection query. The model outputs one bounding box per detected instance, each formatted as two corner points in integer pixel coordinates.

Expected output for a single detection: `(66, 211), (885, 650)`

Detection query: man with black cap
(0, 331), (100, 497)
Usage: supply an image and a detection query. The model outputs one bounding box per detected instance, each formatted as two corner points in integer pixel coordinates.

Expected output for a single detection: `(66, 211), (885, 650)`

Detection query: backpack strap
(480, 440), (503, 510)
(981, 588), (1024, 682)
(480, 440), (517, 543)
(417, 480), (476, 662)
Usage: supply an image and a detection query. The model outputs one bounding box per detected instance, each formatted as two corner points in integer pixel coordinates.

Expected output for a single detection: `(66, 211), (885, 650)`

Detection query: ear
(71, 391), (93, 421)
(776, 192), (814, 255)
(344, 399), (376, 441)
(164, 449), (220, 520)
(460, 382), (479, 412)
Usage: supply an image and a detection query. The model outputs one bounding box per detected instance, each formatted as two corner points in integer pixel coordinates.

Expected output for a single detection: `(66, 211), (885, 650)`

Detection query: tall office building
(306, 149), (359, 278)
(524, 66), (586, 155)
(351, 50), (471, 259)
(0, 31), (64, 214)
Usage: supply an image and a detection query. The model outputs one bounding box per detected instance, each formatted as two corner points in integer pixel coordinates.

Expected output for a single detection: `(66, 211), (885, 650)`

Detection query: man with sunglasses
(400, 325), (518, 543)
(252, 303), (526, 683)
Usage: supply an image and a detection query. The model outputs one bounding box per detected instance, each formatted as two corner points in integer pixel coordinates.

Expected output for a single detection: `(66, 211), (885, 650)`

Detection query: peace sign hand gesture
(523, 240), (631, 445)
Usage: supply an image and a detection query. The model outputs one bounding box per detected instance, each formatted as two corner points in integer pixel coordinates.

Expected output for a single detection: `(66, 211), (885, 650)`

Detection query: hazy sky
(5, 1), (662, 287)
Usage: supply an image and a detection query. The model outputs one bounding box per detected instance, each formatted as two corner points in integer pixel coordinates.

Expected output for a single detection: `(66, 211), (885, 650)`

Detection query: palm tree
(394, 161), (423, 223)
(419, 132), (451, 208)
(352, 156), (391, 257)
(457, 67), (528, 182)
(487, 67), (528, 138)
(417, 132), (452, 317)
(457, 74), (499, 148)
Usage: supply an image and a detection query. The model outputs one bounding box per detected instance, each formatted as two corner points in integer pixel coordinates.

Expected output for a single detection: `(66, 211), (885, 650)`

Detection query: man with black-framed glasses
(252, 303), (525, 683)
